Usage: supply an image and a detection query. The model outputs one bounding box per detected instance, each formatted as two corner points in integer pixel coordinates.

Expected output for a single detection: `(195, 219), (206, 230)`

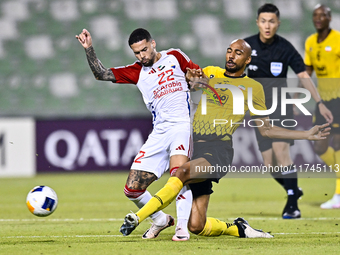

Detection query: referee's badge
(270, 62), (283, 76)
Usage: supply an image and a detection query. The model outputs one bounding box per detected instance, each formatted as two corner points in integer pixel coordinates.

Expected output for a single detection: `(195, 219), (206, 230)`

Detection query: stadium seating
(0, 0), (339, 118)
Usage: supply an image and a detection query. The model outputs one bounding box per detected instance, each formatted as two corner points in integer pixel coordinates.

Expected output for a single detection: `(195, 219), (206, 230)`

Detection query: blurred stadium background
(1, 0), (340, 176)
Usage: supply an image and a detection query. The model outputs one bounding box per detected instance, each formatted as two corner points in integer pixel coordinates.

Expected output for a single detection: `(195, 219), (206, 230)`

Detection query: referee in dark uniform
(244, 3), (333, 219)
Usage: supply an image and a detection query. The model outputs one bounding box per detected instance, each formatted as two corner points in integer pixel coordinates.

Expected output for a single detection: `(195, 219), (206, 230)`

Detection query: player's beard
(142, 51), (157, 67)
(225, 61), (243, 73)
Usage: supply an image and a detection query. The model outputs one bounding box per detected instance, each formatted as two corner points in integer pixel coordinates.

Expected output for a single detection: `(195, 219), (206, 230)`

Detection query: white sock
(334, 194), (340, 201)
(175, 185), (192, 233)
(128, 190), (167, 226)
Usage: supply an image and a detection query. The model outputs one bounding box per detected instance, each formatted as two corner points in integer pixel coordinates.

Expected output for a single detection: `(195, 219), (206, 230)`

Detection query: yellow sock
(319, 147), (335, 166)
(198, 217), (240, 237)
(136, 177), (183, 223)
(335, 179), (340, 195)
(223, 222), (240, 237)
(334, 150), (340, 194)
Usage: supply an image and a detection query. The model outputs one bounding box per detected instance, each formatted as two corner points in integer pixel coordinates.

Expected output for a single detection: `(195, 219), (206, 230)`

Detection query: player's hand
(306, 123), (331, 140)
(75, 29), (92, 49)
(318, 103), (333, 123)
(186, 68), (202, 80)
(186, 68), (209, 89)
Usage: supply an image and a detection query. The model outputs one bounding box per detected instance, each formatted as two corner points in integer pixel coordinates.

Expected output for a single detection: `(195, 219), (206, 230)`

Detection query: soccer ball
(26, 185), (58, 217)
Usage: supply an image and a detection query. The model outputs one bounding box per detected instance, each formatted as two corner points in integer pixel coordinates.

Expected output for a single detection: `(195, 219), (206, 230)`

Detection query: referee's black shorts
(255, 97), (295, 152)
(313, 98), (340, 134)
(189, 140), (234, 198)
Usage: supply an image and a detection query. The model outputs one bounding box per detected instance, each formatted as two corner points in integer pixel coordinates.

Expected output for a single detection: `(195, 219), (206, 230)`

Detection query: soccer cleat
(282, 209), (301, 219)
(142, 214), (175, 239)
(233, 217), (273, 238)
(172, 227), (190, 241)
(320, 194), (340, 209)
(120, 213), (139, 236)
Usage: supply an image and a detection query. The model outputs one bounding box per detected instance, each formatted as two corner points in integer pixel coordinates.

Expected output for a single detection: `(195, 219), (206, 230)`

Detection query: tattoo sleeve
(85, 46), (116, 82)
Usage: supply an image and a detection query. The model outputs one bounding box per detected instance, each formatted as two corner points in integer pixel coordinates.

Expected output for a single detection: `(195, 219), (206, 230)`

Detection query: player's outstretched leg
(197, 217), (273, 238)
(120, 176), (184, 236)
(142, 214), (175, 239)
(233, 218), (273, 238)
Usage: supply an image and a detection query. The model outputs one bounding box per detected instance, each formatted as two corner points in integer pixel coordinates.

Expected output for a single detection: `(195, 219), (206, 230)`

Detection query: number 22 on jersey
(158, 69), (174, 85)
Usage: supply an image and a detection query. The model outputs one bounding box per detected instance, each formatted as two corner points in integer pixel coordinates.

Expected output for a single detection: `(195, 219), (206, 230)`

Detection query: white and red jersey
(110, 49), (200, 132)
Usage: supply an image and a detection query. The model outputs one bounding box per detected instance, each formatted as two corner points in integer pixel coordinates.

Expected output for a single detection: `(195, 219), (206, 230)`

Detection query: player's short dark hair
(314, 4), (331, 17)
(257, 3), (280, 19)
(128, 28), (152, 46)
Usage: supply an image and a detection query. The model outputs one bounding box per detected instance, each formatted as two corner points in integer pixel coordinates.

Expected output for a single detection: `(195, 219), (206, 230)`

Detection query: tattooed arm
(76, 29), (116, 82)
(85, 46), (116, 81)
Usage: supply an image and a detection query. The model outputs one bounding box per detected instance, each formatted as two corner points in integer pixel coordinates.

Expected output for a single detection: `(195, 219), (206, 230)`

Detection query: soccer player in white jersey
(76, 28), (199, 241)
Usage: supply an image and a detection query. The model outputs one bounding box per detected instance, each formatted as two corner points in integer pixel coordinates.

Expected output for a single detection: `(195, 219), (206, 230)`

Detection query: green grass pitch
(0, 172), (339, 254)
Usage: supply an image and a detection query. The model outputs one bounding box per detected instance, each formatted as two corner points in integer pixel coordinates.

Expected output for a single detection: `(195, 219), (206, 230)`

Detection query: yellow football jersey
(193, 66), (267, 141)
(304, 29), (340, 101)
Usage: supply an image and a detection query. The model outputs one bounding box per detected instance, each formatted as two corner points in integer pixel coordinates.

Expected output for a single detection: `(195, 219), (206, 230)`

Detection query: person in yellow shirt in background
(304, 4), (340, 209)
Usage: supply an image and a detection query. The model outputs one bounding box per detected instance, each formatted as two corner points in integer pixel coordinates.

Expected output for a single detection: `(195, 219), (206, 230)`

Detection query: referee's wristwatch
(317, 100), (324, 106)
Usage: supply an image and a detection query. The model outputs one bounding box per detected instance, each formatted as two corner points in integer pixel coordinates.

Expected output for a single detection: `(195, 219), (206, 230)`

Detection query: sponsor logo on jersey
(325, 46), (332, 52)
(197, 83), (223, 106)
(153, 81), (183, 99)
(270, 62), (283, 76)
(316, 65), (327, 76)
(251, 49), (257, 56)
(171, 65), (176, 69)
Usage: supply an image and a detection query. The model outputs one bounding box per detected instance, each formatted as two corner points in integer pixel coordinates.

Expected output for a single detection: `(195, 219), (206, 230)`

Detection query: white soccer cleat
(320, 194), (340, 209)
(234, 217), (273, 238)
(120, 213), (139, 236)
(142, 214), (174, 239)
(172, 227), (190, 241)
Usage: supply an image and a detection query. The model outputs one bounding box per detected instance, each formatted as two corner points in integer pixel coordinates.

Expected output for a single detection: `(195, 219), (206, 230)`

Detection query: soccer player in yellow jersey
(305, 4), (340, 209)
(120, 39), (330, 238)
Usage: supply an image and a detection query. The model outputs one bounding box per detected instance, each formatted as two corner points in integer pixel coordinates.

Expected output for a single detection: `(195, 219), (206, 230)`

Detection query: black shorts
(255, 97), (295, 152)
(313, 98), (340, 134)
(189, 140), (234, 198)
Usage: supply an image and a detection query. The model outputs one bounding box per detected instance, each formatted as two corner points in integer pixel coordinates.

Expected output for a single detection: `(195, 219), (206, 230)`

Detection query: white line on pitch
(1, 217), (340, 222)
(1, 232), (340, 239)
(245, 217), (340, 221)
(1, 234), (139, 239)
(273, 232), (340, 235)
(0, 218), (124, 222)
